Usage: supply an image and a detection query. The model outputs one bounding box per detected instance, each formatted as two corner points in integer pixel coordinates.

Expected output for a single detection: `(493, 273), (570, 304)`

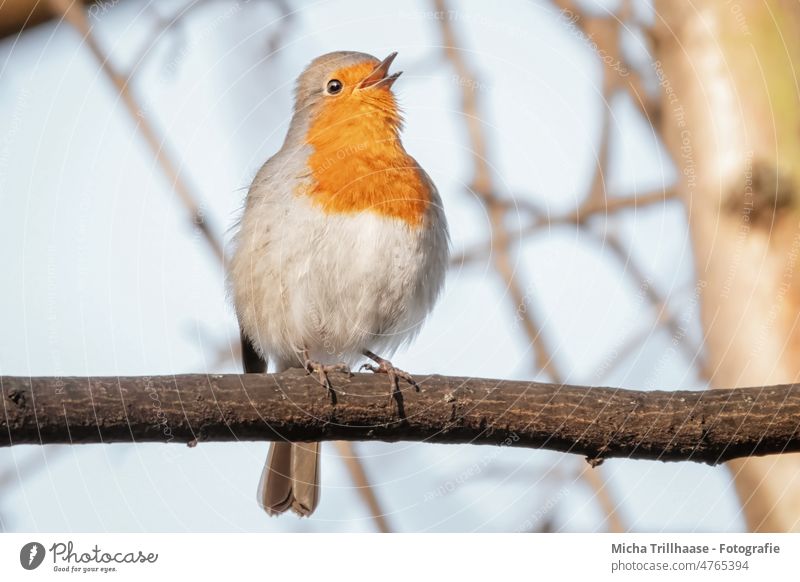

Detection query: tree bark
(654, 0), (800, 531)
(2, 372), (800, 466)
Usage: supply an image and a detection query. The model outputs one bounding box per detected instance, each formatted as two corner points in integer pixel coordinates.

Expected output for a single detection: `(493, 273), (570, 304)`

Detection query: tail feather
(258, 442), (321, 517)
(258, 442), (294, 515)
(242, 336), (321, 518)
(289, 442), (321, 516)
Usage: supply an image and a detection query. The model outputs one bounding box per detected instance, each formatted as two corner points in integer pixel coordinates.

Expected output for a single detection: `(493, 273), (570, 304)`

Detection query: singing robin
(229, 51), (449, 516)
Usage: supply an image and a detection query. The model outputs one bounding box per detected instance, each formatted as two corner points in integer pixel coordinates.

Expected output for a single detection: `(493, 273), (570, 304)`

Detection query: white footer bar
(1, 533), (796, 580)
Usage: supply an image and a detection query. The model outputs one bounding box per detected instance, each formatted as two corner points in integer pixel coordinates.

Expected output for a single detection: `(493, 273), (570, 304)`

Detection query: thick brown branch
(2, 372), (799, 465)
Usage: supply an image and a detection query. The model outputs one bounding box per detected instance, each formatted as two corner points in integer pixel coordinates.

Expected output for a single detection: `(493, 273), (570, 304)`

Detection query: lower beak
(358, 52), (403, 89)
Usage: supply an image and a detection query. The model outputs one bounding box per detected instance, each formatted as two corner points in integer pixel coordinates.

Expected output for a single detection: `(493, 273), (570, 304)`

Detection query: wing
(233, 146), (311, 374)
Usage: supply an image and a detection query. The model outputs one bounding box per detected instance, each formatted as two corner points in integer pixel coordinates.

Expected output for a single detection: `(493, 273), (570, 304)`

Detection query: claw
(302, 350), (351, 400)
(360, 350), (419, 401)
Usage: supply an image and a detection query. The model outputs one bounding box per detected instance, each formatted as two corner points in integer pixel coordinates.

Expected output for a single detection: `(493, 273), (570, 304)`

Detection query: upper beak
(358, 52), (402, 89)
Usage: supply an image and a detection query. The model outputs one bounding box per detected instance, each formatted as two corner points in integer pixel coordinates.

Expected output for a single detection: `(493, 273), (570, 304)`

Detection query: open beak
(358, 52), (402, 90)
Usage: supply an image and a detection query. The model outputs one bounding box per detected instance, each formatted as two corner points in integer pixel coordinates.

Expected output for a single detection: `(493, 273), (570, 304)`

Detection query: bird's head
(293, 51), (404, 141)
(288, 51), (427, 226)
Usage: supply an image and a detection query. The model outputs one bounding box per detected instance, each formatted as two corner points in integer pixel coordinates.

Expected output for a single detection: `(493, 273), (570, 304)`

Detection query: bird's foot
(360, 350), (419, 401)
(303, 350), (352, 401)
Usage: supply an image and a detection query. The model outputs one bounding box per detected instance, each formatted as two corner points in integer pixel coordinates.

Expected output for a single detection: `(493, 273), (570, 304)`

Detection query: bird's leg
(360, 349), (419, 400)
(303, 348), (352, 400)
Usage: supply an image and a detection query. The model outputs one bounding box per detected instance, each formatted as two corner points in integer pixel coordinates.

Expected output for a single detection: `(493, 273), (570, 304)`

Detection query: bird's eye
(326, 79), (343, 95)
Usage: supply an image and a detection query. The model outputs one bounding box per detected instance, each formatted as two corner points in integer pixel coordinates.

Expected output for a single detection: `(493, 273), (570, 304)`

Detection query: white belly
(232, 196), (446, 368)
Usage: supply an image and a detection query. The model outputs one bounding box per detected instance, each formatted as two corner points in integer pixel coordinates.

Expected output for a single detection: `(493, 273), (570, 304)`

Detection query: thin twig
(125, 0), (208, 82)
(334, 441), (392, 533)
(578, 463), (625, 533)
(589, 228), (707, 377)
(47, 0), (225, 263)
(452, 188), (678, 266)
(551, 0), (660, 123)
(434, 0), (561, 382)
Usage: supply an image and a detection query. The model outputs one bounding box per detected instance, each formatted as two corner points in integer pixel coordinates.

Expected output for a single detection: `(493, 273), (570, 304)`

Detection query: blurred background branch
(0, 0), (92, 38)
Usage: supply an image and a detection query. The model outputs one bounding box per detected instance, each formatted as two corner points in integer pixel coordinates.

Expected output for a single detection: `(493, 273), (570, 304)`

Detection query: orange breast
(302, 81), (429, 227)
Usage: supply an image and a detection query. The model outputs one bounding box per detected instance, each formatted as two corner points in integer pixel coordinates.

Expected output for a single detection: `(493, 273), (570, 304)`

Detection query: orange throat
(302, 96), (429, 227)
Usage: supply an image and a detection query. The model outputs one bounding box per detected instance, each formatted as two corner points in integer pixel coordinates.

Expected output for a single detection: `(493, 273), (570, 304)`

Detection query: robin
(229, 51), (449, 517)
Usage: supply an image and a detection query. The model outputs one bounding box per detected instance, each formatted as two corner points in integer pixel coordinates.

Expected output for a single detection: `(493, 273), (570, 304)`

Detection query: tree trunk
(654, 0), (800, 532)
